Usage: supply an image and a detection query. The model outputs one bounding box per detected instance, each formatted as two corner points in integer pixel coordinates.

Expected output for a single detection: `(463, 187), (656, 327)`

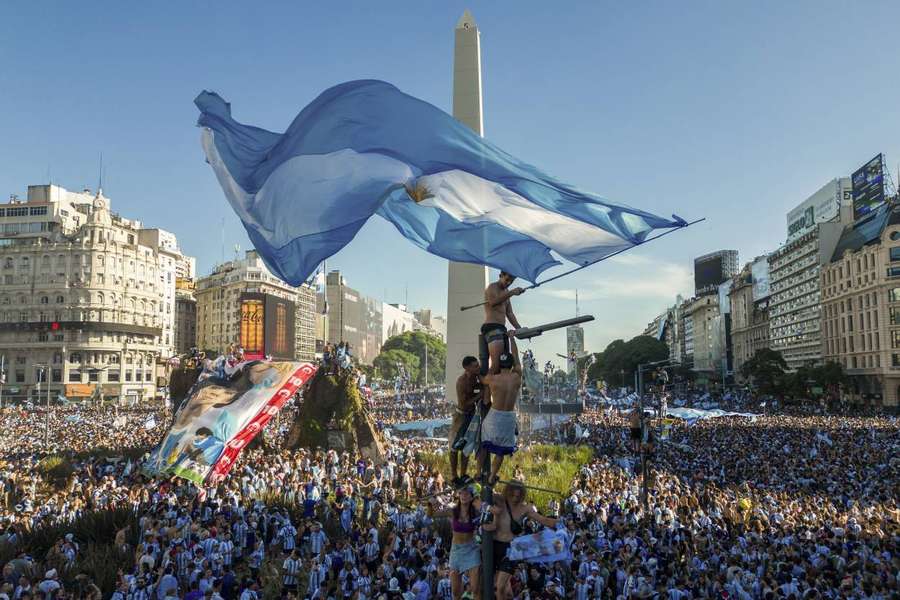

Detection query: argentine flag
(196, 80), (685, 285)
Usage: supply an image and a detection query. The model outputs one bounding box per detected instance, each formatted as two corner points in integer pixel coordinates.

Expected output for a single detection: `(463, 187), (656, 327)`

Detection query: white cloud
(539, 261), (692, 302)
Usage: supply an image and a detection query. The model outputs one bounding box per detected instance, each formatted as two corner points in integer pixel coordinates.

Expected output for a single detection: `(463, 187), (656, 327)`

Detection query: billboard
(695, 255), (724, 296)
(786, 178), (848, 240)
(718, 281), (732, 314)
(239, 293), (296, 360)
(751, 256), (770, 300)
(852, 154), (885, 221)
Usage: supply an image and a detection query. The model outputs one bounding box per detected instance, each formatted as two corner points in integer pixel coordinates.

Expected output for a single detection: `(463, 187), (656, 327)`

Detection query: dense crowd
(0, 387), (898, 599)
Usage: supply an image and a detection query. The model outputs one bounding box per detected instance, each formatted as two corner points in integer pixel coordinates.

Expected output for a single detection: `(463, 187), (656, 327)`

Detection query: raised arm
(525, 504), (559, 529)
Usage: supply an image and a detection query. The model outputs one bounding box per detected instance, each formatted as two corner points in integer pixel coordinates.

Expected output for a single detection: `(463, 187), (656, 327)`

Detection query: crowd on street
(0, 382), (898, 599)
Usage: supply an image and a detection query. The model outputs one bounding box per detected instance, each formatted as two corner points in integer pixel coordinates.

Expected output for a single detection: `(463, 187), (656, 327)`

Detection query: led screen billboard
(695, 255), (724, 296)
(852, 154), (885, 220)
(240, 293), (296, 360)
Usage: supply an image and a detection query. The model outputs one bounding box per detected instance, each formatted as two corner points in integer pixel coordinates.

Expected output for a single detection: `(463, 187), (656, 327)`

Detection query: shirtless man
(483, 272), (525, 375)
(483, 481), (558, 600)
(481, 333), (522, 483)
(449, 356), (482, 487)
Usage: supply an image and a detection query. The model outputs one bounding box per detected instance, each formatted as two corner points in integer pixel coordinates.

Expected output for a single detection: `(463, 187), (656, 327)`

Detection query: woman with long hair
(428, 484), (483, 600)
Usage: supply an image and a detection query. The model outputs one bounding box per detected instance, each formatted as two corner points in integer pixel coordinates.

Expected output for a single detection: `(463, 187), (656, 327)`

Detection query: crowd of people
(0, 379), (898, 599)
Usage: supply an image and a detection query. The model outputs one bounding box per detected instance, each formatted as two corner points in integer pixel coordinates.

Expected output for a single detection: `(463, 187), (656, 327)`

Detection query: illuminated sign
(240, 298), (264, 357)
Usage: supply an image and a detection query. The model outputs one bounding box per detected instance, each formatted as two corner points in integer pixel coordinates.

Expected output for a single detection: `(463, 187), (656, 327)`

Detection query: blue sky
(2, 1), (899, 367)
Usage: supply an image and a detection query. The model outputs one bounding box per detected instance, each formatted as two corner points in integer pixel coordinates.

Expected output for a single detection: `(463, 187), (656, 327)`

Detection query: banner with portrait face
(145, 361), (317, 484)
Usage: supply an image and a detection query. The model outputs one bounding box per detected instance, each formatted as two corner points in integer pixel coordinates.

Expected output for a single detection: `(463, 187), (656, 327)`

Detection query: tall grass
(419, 444), (593, 511)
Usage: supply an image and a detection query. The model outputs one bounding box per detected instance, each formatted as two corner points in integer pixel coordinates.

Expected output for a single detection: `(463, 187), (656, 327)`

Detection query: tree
(380, 331), (446, 385)
(594, 335), (669, 387)
(373, 349), (420, 382)
(740, 348), (787, 395)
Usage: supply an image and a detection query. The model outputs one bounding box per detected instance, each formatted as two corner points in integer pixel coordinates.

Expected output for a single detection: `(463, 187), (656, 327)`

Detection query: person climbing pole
(482, 272), (525, 375)
(484, 481), (559, 600)
(480, 332), (522, 484)
(449, 356), (482, 487)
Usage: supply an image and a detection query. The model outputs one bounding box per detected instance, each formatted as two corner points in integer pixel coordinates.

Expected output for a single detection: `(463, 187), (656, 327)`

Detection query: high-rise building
(684, 295), (720, 379)
(322, 271), (383, 364)
(769, 178), (852, 370)
(821, 202), (900, 411)
(413, 308), (448, 341)
(0, 184), (193, 404)
(694, 250), (739, 296)
(729, 259), (771, 378)
(195, 250), (316, 360)
(174, 279), (197, 355)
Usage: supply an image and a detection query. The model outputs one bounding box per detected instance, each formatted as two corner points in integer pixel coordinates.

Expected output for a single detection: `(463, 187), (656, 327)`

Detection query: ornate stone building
(0, 184), (193, 404)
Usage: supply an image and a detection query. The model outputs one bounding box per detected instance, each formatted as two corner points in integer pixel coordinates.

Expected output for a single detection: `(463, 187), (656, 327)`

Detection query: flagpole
(459, 218), (706, 311)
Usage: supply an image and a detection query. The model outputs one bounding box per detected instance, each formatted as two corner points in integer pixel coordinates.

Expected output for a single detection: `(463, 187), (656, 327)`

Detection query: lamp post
(636, 359), (671, 513)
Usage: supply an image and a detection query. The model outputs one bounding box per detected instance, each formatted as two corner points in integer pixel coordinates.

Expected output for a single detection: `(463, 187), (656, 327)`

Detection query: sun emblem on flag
(404, 179), (434, 203)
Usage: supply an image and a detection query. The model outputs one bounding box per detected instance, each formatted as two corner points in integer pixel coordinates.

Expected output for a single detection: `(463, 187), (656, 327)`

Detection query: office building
(0, 184), (193, 404)
(769, 178), (852, 369)
(694, 250), (739, 296)
(195, 250), (316, 360)
(821, 202), (900, 411)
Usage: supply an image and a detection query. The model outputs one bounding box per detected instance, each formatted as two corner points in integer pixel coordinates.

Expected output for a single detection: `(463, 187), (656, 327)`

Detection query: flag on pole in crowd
(144, 361), (317, 484)
(195, 80), (687, 285)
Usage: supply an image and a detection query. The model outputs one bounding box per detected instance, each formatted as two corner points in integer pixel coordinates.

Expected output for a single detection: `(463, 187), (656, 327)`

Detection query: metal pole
(638, 365), (648, 512)
(480, 393), (494, 600)
(0, 355), (5, 411)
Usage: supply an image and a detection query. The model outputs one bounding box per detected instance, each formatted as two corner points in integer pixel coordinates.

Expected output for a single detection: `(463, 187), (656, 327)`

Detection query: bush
(419, 444), (593, 511)
(37, 455), (75, 485)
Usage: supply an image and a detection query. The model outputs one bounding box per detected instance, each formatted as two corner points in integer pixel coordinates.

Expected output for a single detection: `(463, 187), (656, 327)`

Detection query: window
(40, 296), (48, 304)
(893, 231), (900, 241)
(145, 372), (152, 382)
(51, 369), (61, 383)
(68, 369), (81, 382)
(56, 295), (64, 304)
(37, 332), (48, 342)
(125, 371), (132, 382)
(107, 371), (120, 382)
(891, 247), (900, 262)
(29, 206), (47, 216)
(69, 352), (82, 363)
(89, 371), (99, 382)
(15, 370), (24, 383)
(889, 266), (900, 279)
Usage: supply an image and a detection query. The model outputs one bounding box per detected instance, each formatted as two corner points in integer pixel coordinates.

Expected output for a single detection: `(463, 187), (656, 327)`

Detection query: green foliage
(418, 444), (593, 512)
(373, 349), (420, 382)
(290, 371), (364, 449)
(590, 335), (669, 387)
(379, 331), (446, 385)
(37, 455), (75, 485)
(741, 348), (788, 394)
(0, 508), (140, 595)
(784, 360), (847, 399)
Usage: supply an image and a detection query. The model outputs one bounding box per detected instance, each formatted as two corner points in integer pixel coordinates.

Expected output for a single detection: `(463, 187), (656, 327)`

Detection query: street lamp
(34, 364), (51, 447)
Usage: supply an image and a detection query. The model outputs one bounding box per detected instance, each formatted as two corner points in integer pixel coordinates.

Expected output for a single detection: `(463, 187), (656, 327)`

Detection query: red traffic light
(50, 322), (60, 331)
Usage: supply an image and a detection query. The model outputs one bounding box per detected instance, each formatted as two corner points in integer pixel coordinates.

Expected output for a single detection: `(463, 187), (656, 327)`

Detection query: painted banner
(506, 527), (573, 564)
(145, 361), (317, 484)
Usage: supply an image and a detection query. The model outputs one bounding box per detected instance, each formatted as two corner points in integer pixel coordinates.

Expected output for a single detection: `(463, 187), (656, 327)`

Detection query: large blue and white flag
(196, 80), (686, 285)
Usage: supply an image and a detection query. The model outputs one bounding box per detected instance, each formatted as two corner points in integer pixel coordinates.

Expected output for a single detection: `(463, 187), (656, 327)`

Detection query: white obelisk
(445, 9), (489, 405)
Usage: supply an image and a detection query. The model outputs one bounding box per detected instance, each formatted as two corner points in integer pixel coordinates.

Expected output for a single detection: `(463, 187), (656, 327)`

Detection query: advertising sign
(751, 257), (770, 300)
(240, 296), (265, 359)
(852, 154), (885, 220)
(264, 295), (295, 359)
(695, 254), (724, 296)
(786, 178), (846, 240)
